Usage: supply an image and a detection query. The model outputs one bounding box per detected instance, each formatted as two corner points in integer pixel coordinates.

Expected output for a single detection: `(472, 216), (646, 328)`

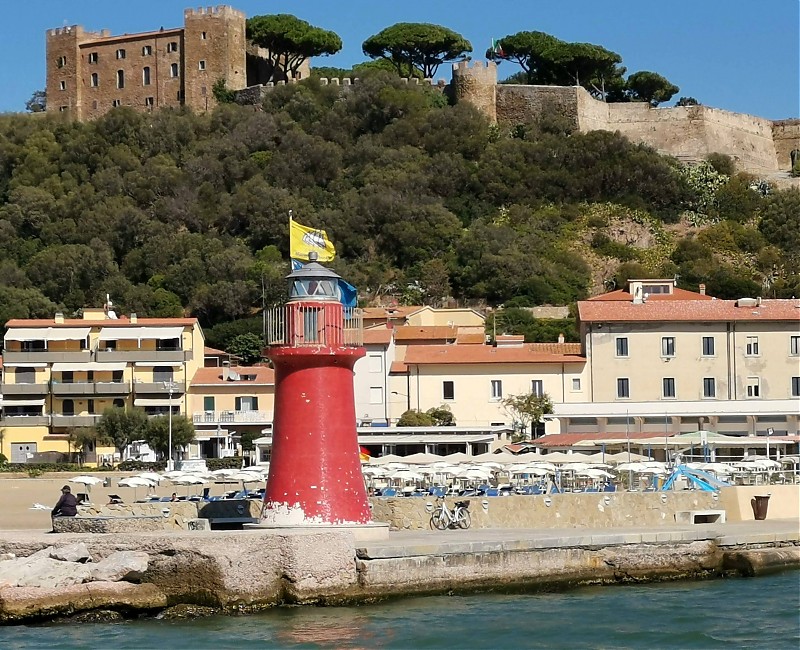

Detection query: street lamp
(391, 390), (410, 412)
(163, 380), (178, 471)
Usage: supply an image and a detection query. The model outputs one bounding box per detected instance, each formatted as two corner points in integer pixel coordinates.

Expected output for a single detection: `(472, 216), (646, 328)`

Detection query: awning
(134, 398), (177, 407)
(133, 362), (184, 367)
(4, 327), (90, 342)
(2, 362), (48, 368)
(2, 398), (46, 406)
(51, 362), (128, 372)
(98, 326), (183, 340)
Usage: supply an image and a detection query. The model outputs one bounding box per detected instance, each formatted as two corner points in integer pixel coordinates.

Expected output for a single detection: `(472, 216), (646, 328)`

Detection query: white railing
(193, 410), (273, 424)
(265, 305), (363, 348)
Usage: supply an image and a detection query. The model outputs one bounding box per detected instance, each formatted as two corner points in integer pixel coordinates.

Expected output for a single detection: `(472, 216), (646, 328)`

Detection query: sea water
(4, 571), (798, 649)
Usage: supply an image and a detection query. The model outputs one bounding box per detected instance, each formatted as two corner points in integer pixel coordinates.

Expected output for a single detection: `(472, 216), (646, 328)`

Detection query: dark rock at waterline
(159, 604), (219, 620)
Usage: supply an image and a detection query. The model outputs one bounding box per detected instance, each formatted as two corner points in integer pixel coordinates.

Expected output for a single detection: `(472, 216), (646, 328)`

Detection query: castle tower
(451, 60), (498, 124)
(183, 6), (247, 112)
(261, 260), (371, 526)
(45, 26), (86, 117)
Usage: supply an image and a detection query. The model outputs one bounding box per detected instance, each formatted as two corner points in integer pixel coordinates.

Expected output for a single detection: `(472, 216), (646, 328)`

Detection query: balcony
(51, 382), (95, 396)
(94, 382), (132, 395)
(133, 381), (186, 394)
(2, 351), (91, 364)
(0, 415), (50, 426)
(50, 414), (101, 428)
(193, 410), (274, 425)
(1, 383), (49, 396)
(95, 349), (192, 363)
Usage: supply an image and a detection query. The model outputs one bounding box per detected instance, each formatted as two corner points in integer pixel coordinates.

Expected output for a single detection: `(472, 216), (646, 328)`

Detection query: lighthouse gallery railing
(265, 305), (363, 348)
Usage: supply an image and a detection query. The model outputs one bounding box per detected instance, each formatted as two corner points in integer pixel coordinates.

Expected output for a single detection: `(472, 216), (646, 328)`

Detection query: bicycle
(430, 498), (471, 530)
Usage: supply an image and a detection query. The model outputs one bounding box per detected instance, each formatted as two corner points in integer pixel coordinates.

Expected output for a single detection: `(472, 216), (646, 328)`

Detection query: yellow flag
(289, 218), (336, 262)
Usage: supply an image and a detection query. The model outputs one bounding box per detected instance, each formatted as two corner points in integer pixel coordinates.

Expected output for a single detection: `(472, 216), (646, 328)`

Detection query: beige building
(1, 307), (203, 464)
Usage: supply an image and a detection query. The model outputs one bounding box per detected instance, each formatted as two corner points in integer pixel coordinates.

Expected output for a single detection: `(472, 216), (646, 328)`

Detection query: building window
(369, 387), (383, 404)
(15, 367), (36, 384)
(153, 367), (174, 383)
(616, 378), (629, 399)
(442, 381), (454, 401)
(790, 336), (799, 356)
(203, 396), (215, 412)
(145, 96), (154, 107)
(142, 67), (151, 85)
(662, 377), (676, 399)
(201, 31), (207, 39)
(59, 106), (68, 112)
(59, 80), (66, 91)
(703, 377), (716, 398)
(368, 355), (382, 373)
(116, 69), (124, 89)
(112, 370), (123, 383)
(661, 336), (675, 357)
(167, 42), (178, 53)
(531, 379), (544, 397)
(170, 63), (179, 77)
(642, 283), (671, 295)
(142, 45), (152, 56)
(615, 337), (628, 357)
(92, 100), (98, 109)
(87, 399), (95, 414)
(702, 336), (715, 356)
(792, 377), (800, 397)
(56, 56), (67, 68)
(113, 398), (125, 408)
(745, 336), (759, 356)
(746, 377), (760, 398)
(235, 396), (257, 411)
(116, 49), (126, 59)
(111, 100), (121, 107)
(88, 52), (98, 64)
(90, 72), (99, 87)
(490, 380), (503, 400)
(571, 378), (581, 392)
(199, 60), (206, 70)
(61, 371), (74, 384)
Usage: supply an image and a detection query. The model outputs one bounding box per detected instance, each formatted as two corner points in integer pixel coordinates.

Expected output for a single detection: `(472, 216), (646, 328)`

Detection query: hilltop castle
(45, 5), (308, 121)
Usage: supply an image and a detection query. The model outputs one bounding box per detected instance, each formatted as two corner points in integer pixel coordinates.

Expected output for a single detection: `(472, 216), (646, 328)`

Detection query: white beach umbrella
(576, 468), (614, 479)
(456, 467), (492, 481)
(512, 466), (551, 477)
(388, 469), (424, 482)
(136, 472), (164, 484)
(69, 475), (103, 487)
(118, 476), (157, 500)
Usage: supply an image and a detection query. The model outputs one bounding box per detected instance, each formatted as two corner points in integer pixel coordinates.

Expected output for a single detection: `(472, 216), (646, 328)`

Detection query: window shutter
(235, 397), (241, 411)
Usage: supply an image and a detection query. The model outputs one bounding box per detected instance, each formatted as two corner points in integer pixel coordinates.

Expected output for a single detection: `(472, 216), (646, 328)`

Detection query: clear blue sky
(2, 0), (798, 119)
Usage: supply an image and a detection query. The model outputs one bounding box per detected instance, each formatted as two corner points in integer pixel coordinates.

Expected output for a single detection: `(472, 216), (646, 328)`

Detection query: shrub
(206, 457), (244, 470)
(117, 460), (166, 472)
(0, 462), (81, 474)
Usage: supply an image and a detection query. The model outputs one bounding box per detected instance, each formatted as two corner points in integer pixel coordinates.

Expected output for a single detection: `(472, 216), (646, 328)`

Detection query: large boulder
(28, 543), (92, 563)
(90, 551), (149, 583)
(0, 556), (93, 588)
(0, 582), (168, 623)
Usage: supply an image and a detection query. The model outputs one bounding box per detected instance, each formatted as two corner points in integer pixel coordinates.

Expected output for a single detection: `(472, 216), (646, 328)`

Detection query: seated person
(107, 494), (123, 504)
(52, 485), (78, 518)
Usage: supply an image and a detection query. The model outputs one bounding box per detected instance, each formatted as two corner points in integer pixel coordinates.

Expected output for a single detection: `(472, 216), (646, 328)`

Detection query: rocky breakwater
(0, 542), (164, 623)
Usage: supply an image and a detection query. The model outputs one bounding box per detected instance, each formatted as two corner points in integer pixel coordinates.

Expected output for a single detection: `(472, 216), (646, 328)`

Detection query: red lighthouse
(261, 259), (371, 525)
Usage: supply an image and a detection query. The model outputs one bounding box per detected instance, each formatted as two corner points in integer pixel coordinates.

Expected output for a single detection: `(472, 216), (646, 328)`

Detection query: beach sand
(1, 474), (230, 531)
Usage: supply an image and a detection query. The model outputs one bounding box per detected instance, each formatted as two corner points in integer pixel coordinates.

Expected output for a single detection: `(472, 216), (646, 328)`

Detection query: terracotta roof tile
(578, 298), (800, 323)
(393, 326), (457, 342)
(456, 332), (487, 344)
(588, 288), (712, 302)
(389, 360), (408, 374)
(403, 343), (585, 365)
(5, 317), (198, 327)
(190, 366), (274, 386)
(362, 306), (421, 321)
(363, 327), (393, 345)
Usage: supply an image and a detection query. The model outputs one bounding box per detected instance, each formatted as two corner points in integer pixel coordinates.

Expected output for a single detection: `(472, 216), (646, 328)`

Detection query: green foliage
(488, 308), (579, 343)
(624, 71), (680, 106)
(397, 410), (435, 426)
(206, 456), (245, 470)
(675, 97), (699, 107)
(246, 14), (342, 82)
(142, 415), (196, 459)
(705, 153), (736, 177)
(95, 407), (148, 456)
(0, 463), (81, 474)
(501, 392), (554, 442)
(680, 161), (728, 219)
(25, 90), (46, 113)
(117, 459), (166, 471)
(227, 332), (264, 364)
(212, 79), (236, 104)
(758, 190), (800, 269)
(426, 405), (455, 426)
(204, 317), (263, 351)
(362, 23), (472, 78)
(0, 453), (7, 465)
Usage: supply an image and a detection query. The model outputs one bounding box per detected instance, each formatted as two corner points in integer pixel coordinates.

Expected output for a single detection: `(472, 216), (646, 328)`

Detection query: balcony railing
(1, 351), (90, 364)
(0, 415), (50, 426)
(95, 350), (191, 362)
(0, 383), (49, 396)
(51, 414), (102, 428)
(265, 305), (363, 348)
(133, 381), (186, 394)
(94, 382), (132, 395)
(193, 410), (273, 425)
(51, 382), (96, 396)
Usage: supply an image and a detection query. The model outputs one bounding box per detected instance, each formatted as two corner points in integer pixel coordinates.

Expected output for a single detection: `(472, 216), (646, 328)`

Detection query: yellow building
(1, 307), (203, 464)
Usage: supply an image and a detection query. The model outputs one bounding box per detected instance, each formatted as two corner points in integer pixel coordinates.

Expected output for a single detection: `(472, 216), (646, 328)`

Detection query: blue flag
(291, 259), (357, 308)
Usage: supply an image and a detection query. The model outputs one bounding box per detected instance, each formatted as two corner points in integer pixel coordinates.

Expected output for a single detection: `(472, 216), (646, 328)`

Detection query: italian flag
(491, 39), (505, 57)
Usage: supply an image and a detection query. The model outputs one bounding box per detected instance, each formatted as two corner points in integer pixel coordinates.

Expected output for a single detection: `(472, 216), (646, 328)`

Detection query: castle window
(145, 97), (154, 107)
(142, 67), (151, 86)
(59, 81), (66, 91)
(59, 105), (68, 112)
(88, 52), (98, 64)
(56, 56), (67, 68)
(201, 86), (207, 96)
(170, 63), (179, 77)
(90, 73), (98, 87)
(112, 99), (121, 107)
(201, 31), (207, 40)
(116, 70), (125, 89)
(92, 100), (98, 109)
(198, 60), (206, 71)
(167, 42), (178, 53)
(142, 45), (152, 56)
(116, 49), (126, 60)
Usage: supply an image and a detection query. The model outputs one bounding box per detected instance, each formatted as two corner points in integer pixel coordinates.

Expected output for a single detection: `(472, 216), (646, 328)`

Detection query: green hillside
(0, 74), (797, 349)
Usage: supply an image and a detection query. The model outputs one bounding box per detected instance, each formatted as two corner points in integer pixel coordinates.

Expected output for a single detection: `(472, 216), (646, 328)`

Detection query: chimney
(558, 333), (565, 344)
(54, 312), (64, 324)
(699, 284), (706, 295)
(130, 313), (137, 324)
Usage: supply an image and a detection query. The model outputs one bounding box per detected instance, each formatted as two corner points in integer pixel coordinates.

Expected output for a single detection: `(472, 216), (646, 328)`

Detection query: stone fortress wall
(452, 60), (800, 175)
